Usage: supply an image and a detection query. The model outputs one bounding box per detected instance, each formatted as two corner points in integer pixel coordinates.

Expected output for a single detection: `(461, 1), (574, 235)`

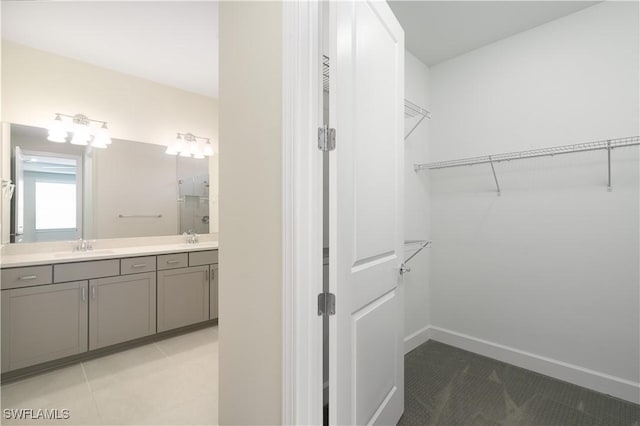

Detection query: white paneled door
(329, 1), (405, 424)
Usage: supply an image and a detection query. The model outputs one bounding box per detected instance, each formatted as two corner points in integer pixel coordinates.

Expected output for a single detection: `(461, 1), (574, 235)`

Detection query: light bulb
(92, 128), (111, 148)
(179, 150), (192, 158)
(70, 124), (90, 146)
(91, 135), (108, 149)
(203, 141), (213, 156)
(191, 140), (206, 159)
(48, 129), (68, 143)
(174, 134), (186, 153)
(99, 123), (112, 145)
(190, 141), (200, 155)
(70, 133), (89, 146)
(165, 143), (178, 155)
(47, 114), (68, 143)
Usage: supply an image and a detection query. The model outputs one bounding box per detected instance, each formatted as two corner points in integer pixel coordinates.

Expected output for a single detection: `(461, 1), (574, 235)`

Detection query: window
(35, 182), (76, 230)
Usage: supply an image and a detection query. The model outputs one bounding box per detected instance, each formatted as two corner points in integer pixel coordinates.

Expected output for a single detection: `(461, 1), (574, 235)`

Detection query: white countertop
(0, 241), (219, 268)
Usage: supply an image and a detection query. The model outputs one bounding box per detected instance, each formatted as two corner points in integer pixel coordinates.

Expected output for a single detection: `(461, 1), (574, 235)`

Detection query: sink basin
(53, 249), (116, 258)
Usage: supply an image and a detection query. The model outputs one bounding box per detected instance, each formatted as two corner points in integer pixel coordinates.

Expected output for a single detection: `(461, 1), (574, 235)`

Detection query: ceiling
(388, 1), (600, 66)
(1, 1), (600, 97)
(1, 1), (219, 98)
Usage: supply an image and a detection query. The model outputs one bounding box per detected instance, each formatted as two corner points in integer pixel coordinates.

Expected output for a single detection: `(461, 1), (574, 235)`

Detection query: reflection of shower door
(178, 175), (209, 234)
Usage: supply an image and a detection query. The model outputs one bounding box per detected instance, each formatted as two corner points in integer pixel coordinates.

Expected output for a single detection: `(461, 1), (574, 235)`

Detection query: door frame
(281, 1), (324, 425)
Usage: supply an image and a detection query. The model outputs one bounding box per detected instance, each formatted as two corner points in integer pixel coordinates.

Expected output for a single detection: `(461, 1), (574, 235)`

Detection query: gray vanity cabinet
(188, 250), (218, 321)
(210, 264), (218, 320)
(89, 272), (157, 350)
(1, 281), (88, 373)
(157, 265), (210, 332)
(1, 249), (218, 374)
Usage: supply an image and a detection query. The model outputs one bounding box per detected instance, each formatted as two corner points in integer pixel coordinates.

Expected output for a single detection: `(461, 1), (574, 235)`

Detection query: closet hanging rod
(414, 136), (640, 171)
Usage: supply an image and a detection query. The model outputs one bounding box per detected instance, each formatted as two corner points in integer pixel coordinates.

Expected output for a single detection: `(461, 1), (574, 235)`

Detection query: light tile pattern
(1, 326), (218, 425)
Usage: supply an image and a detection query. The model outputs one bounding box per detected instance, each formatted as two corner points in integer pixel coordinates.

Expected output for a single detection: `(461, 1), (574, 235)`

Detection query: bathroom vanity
(0, 243), (218, 376)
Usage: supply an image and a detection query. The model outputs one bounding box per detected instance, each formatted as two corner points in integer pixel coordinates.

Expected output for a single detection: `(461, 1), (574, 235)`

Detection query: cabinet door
(89, 272), (156, 350)
(157, 266), (209, 332)
(1, 281), (88, 372)
(209, 264), (218, 320)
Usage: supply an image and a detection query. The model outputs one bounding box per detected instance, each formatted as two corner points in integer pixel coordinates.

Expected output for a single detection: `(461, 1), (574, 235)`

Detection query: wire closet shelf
(415, 136), (640, 170)
(414, 136), (640, 195)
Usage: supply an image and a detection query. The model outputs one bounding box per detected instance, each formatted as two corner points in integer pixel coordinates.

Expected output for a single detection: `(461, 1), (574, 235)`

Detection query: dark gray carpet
(399, 340), (640, 426)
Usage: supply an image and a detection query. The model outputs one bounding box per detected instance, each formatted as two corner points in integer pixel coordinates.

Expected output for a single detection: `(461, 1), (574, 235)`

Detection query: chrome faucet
(73, 239), (93, 252)
(185, 230), (199, 244)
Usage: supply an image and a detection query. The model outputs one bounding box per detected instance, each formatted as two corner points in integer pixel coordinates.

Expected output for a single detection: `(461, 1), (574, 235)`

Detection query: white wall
(1, 41), (219, 234)
(428, 2), (639, 402)
(218, 2), (282, 424)
(1, 40), (218, 147)
(403, 51), (431, 353)
(92, 140), (178, 239)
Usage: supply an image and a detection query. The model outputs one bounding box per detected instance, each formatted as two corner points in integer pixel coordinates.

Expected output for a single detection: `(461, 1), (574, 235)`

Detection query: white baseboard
(404, 325), (431, 354)
(428, 325), (640, 405)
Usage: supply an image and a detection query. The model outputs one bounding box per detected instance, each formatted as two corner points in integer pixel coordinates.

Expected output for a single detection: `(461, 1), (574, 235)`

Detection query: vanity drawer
(1, 265), (53, 290)
(157, 253), (188, 271)
(121, 256), (157, 275)
(54, 260), (120, 283)
(189, 250), (218, 266)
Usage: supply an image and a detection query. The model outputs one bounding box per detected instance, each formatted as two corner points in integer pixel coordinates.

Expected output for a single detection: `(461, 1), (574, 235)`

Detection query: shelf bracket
(606, 140), (612, 192)
(489, 156), (501, 196)
(404, 114), (427, 140)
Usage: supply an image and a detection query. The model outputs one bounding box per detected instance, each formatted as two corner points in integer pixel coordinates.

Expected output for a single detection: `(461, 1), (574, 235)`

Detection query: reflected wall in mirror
(9, 123), (209, 243)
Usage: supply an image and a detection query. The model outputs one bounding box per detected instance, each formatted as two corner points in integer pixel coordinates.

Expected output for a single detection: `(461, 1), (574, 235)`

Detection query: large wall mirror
(1, 1), (219, 245)
(9, 124), (210, 243)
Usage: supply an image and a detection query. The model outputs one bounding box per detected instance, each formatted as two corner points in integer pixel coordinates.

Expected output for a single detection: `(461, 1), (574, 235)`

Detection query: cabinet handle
(82, 287), (87, 302)
(206, 270), (209, 282)
(18, 275), (37, 281)
(91, 286), (96, 300)
(166, 260), (180, 264)
(132, 263), (147, 268)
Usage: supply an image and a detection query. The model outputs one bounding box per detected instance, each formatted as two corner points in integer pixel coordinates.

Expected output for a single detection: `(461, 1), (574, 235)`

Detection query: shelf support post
(489, 156), (501, 196)
(404, 115), (427, 140)
(607, 140), (612, 192)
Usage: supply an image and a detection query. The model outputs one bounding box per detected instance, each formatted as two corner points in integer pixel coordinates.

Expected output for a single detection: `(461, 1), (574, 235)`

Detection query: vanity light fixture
(165, 132), (214, 159)
(47, 113), (112, 148)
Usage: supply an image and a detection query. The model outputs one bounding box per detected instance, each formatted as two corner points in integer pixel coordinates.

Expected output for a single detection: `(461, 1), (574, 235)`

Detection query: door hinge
(318, 292), (336, 316)
(318, 125), (336, 152)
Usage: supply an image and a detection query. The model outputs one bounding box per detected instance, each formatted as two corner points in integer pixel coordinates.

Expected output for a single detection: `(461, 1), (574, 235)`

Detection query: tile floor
(1, 326), (218, 425)
(5, 329), (639, 426)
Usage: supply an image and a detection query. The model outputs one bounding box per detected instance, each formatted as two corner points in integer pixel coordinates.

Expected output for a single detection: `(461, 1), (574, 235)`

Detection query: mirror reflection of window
(13, 147), (82, 243)
(35, 181), (77, 230)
